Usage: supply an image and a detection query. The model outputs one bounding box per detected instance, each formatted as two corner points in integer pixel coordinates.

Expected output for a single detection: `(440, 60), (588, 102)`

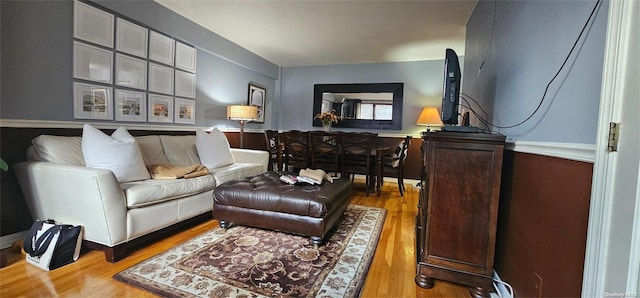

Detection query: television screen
(441, 48), (461, 125)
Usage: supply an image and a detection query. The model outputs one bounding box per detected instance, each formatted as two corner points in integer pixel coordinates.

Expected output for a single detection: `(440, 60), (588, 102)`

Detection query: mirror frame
(313, 83), (403, 130)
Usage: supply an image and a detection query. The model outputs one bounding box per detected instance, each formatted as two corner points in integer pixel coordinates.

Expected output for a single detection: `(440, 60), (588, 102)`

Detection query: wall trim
(0, 119), (418, 138)
(0, 231), (26, 249)
(506, 141), (596, 163)
(0, 118), (246, 133)
(1, 120), (601, 156)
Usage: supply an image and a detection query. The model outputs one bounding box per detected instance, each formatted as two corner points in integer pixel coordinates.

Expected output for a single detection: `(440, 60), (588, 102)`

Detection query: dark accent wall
(496, 150), (593, 297)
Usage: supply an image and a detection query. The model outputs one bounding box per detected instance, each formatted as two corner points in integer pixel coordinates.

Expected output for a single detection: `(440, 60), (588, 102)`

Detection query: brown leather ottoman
(213, 171), (352, 246)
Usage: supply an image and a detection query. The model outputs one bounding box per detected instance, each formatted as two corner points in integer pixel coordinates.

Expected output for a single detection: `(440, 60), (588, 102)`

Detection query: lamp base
(239, 121), (246, 149)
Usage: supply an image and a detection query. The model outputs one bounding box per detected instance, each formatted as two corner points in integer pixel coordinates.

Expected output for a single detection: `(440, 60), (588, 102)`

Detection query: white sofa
(14, 133), (268, 262)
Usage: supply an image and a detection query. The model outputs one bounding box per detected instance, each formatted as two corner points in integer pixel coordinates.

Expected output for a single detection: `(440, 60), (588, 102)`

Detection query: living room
(1, 0), (638, 297)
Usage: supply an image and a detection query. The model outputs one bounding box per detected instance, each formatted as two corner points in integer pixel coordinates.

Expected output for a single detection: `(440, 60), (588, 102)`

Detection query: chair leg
(365, 173), (370, 197)
(398, 176), (405, 196)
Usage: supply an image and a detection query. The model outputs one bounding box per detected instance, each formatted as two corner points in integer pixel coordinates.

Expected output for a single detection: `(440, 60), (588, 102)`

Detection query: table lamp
(416, 107), (443, 132)
(227, 105), (258, 148)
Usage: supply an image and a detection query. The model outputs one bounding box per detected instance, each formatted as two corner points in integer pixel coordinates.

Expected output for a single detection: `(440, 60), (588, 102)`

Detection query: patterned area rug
(113, 204), (386, 297)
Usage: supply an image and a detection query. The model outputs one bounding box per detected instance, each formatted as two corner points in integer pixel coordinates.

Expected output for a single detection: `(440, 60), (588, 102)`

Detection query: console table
(415, 131), (505, 297)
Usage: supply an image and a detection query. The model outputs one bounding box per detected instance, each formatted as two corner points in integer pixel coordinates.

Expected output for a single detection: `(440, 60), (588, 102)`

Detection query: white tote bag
(24, 220), (83, 271)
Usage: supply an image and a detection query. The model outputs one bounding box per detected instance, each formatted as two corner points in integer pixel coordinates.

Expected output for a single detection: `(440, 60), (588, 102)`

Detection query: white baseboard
(1, 231), (27, 249)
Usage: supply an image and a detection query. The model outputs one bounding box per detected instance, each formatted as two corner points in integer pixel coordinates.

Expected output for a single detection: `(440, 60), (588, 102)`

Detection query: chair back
(264, 130), (280, 171)
(391, 135), (412, 168)
(310, 131), (341, 175)
(279, 130), (310, 171)
(341, 133), (377, 194)
(383, 135), (412, 196)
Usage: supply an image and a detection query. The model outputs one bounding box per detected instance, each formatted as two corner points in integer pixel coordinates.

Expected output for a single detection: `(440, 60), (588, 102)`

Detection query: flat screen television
(441, 48), (461, 125)
(440, 48), (478, 132)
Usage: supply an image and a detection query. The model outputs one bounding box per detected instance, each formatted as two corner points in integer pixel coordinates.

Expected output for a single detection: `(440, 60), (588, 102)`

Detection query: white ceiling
(154, 0), (478, 67)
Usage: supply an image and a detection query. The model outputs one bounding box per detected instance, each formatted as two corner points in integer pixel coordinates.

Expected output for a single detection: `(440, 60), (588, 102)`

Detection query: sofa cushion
(196, 128), (235, 169)
(82, 124), (150, 182)
(136, 136), (170, 166)
(31, 135), (85, 166)
(121, 175), (215, 208)
(209, 162), (264, 185)
(159, 135), (200, 166)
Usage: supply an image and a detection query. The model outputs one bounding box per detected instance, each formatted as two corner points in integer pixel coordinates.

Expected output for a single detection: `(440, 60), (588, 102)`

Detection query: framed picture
(174, 98), (195, 124)
(148, 94), (174, 123)
(115, 89), (146, 122)
(115, 53), (147, 90)
(175, 70), (196, 98)
(149, 31), (175, 66)
(175, 41), (197, 73)
(73, 41), (113, 84)
(148, 63), (174, 95)
(248, 83), (266, 123)
(73, 1), (114, 48)
(73, 82), (113, 120)
(116, 18), (148, 58)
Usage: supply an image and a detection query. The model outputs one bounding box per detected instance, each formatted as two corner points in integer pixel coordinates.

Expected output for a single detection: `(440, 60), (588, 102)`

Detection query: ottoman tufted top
(213, 171), (352, 218)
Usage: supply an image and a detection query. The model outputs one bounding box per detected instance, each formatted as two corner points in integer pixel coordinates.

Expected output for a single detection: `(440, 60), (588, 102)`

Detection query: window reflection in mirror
(322, 92), (393, 120)
(314, 83), (403, 130)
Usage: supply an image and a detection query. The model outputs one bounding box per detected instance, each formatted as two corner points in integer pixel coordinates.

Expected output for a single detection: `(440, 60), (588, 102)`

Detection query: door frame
(582, 0), (639, 295)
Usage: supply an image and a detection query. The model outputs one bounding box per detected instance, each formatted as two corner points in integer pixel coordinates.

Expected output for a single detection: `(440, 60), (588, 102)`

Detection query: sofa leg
(105, 246), (129, 263)
(83, 241), (129, 263)
(219, 220), (229, 231)
(310, 236), (323, 248)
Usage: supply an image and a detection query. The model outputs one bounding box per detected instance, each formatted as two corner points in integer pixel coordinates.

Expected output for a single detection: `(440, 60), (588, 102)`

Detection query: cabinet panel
(416, 132), (505, 297)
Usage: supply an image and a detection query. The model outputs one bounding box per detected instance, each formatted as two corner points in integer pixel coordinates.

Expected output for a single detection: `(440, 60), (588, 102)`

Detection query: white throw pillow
(195, 128), (235, 169)
(81, 124), (150, 182)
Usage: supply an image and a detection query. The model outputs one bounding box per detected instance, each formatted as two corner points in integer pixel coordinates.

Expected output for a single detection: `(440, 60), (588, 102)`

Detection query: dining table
(275, 131), (391, 196)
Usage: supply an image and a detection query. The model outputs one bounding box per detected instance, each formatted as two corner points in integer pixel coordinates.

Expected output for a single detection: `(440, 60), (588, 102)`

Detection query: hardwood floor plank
(0, 180), (470, 297)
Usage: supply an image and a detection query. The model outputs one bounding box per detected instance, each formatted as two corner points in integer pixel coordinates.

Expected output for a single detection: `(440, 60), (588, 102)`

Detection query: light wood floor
(0, 180), (470, 297)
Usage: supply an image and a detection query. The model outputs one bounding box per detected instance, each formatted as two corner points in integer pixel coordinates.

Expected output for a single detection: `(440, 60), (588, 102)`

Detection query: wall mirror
(313, 83), (403, 130)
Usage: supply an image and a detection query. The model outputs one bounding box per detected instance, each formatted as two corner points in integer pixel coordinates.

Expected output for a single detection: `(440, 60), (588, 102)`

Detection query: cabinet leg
(469, 286), (490, 298)
(415, 275), (434, 289)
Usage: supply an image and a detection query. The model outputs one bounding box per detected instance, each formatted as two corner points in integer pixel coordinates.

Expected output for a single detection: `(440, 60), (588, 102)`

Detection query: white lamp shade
(227, 105), (258, 121)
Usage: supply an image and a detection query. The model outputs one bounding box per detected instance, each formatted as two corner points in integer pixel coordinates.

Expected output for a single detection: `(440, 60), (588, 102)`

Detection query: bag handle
(23, 221), (44, 255)
(24, 221), (63, 257)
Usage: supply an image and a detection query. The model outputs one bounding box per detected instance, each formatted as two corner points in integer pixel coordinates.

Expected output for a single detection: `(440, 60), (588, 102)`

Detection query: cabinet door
(423, 140), (503, 276)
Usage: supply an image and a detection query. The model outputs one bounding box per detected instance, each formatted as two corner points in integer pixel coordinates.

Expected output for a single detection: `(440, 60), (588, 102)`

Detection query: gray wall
(463, 0), (608, 143)
(1, 0), (279, 130)
(279, 60), (453, 135)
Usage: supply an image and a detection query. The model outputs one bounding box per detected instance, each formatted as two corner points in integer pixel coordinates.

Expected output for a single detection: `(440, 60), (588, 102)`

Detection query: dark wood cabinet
(415, 132), (506, 297)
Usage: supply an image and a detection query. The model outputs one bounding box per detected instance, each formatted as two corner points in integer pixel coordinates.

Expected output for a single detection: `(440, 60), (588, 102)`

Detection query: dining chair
(341, 132), (377, 196)
(263, 130), (281, 171)
(309, 131), (341, 176)
(279, 130), (311, 172)
(382, 136), (412, 196)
